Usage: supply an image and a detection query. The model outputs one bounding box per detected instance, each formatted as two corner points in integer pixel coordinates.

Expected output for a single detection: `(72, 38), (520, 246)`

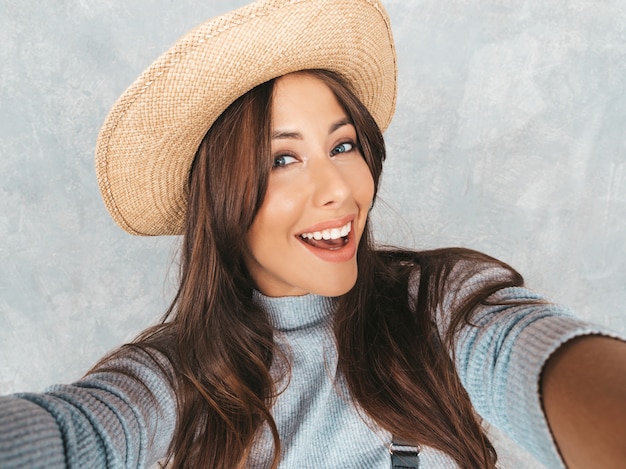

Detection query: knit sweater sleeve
(0, 346), (177, 468)
(432, 262), (622, 469)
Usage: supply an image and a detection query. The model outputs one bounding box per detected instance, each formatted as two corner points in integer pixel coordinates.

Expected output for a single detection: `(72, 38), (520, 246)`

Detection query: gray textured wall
(1, 1), (624, 467)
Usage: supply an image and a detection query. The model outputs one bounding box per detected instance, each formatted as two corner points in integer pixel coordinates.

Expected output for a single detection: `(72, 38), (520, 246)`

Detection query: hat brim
(95, 0), (397, 236)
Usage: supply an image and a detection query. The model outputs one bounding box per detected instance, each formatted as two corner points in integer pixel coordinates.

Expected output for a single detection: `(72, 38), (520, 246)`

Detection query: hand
(542, 335), (626, 468)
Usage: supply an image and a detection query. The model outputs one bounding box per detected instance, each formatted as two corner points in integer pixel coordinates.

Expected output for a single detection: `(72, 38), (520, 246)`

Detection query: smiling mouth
(299, 221), (351, 250)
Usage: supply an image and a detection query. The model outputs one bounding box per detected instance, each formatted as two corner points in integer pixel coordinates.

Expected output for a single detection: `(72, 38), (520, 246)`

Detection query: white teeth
(301, 221), (351, 241)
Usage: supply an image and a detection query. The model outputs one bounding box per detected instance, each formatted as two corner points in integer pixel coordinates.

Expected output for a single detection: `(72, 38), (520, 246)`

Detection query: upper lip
(296, 214), (355, 235)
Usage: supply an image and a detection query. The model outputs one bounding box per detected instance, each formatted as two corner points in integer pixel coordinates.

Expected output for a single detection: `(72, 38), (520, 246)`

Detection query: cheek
(256, 184), (299, 231)
(246, 181), (300, 252)
(264, 187), (299, 219)
(351, 160), (375, 207)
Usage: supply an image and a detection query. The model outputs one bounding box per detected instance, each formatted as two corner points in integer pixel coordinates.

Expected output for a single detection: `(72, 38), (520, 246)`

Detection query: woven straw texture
(95, 0), (397, 236)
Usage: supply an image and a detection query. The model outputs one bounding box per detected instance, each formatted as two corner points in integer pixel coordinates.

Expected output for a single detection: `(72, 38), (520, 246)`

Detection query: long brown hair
(124, 70), (525, 467)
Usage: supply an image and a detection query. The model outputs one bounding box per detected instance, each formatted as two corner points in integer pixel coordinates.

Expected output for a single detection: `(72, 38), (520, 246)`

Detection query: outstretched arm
(541, 335), (626, 468)
(0, 346), (176, 468)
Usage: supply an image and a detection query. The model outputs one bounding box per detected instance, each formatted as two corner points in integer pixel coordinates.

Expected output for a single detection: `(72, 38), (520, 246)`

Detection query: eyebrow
(271, 117), (353, 140)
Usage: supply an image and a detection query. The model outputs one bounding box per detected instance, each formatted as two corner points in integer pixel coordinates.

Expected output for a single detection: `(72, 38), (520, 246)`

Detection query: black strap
(390, 436), (420, 469)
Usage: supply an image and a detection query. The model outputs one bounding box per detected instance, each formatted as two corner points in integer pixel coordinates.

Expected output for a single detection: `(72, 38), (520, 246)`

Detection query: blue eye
(273, 154), (298, 168)
(330, 141), (356, 156)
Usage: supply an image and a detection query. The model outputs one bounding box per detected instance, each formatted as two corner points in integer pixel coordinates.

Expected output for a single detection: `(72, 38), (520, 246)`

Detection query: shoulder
(378, 247), (526, 343)
(377, 247), (523, 303)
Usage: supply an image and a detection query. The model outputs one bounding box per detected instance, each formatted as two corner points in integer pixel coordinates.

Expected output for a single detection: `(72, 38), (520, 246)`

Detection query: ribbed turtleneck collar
(252, 291), (337, 332)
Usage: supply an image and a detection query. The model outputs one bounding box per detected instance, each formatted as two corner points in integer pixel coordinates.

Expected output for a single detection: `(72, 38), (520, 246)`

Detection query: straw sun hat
(95, 0), (397, 236)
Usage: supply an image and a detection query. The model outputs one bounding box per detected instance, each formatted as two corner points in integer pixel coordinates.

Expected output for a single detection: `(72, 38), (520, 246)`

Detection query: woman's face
(244, 73), (375, 297)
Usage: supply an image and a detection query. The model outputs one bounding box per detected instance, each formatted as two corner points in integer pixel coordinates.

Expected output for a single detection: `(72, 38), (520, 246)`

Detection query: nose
(310, 155), (351, 208)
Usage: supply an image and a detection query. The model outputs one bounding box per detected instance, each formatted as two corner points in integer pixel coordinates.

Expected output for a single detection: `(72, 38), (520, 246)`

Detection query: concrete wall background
(1, 1), (624, 467)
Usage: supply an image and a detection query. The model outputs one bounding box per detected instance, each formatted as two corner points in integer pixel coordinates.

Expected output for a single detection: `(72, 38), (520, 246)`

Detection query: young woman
(1, 1), (625, 468)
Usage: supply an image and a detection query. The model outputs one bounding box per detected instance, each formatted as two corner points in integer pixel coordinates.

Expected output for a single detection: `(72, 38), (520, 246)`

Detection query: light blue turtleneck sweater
(0, 264), (618, 468)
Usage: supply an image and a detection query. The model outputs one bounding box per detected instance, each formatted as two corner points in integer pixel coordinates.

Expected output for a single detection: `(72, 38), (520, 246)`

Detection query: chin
(307, 269), (358, 298)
